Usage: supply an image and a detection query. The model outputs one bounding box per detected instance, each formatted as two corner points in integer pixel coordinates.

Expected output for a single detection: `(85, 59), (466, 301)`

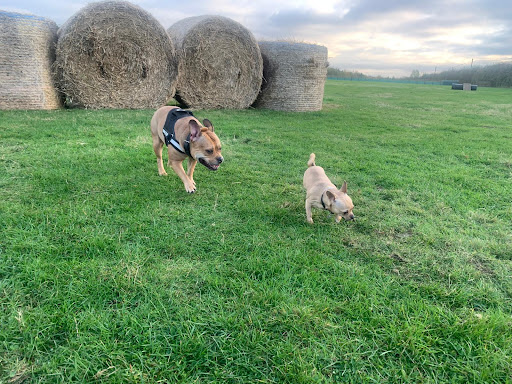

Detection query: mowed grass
(1, 81), (511, 383)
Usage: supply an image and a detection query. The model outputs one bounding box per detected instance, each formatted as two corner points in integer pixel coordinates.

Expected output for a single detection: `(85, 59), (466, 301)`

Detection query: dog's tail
(307, 153), (316, 167)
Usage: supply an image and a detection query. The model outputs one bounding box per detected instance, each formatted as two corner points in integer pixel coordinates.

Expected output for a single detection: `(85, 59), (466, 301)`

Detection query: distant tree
(326, 63), (512, 87)
(327, 67), (368, 79)
(420, 62), (512, 87)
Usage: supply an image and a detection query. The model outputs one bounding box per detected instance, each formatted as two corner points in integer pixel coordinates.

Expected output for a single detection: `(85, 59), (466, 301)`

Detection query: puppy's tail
(307, 153), (316, 167)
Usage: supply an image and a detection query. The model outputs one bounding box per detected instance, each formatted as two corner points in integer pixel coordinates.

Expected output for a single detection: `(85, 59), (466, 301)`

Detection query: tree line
(328, 63), (512, 87)
(327, 67), (371, 80)
(418, 63), (512, 87)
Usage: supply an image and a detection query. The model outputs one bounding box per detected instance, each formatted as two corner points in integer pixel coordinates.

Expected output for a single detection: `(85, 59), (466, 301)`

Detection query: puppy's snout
(348, 213), (355, 220)
(217, 156), (224, 164)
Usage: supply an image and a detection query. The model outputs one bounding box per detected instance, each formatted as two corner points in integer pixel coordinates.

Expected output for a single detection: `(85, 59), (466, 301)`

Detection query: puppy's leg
(335, 215), (342, 223)
(187, 157), (198, 187)
(170, 160), (196, 193)
(305, 198), (314, 224)
(152, 136), (167, 176)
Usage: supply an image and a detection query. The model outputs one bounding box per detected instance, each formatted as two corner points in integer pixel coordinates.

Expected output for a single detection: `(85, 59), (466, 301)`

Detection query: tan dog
(303, 153), (354, 223)
(150, 106), (223, 193)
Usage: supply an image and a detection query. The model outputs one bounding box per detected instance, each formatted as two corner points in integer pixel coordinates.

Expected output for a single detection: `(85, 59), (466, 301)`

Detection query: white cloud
(2, 0), (511, 77)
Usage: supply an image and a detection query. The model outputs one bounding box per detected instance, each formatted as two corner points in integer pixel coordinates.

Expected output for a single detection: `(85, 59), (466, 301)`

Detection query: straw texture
(168, 15), (263, 109)
(54, 1), (177, 109)
(0, 11), (61, 110)
(253, 42), (328, 111)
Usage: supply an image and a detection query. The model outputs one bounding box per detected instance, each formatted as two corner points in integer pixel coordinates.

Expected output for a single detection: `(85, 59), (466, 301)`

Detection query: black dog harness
(162, 108), (195, 157)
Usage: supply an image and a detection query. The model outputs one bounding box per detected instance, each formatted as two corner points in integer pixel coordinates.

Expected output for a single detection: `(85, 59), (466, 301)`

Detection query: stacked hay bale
(0, 11), (61, 110)
(253, 42), (328, 112)
(54, 1), (177, 109)
(168, 15), (263, 109)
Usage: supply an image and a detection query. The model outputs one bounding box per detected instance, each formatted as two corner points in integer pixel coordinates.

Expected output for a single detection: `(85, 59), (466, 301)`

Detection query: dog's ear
(340, 181), (348, 194)
(203, 119), (214, 132)
(189, 120), (203, 141)
(326, 190), (337, 202)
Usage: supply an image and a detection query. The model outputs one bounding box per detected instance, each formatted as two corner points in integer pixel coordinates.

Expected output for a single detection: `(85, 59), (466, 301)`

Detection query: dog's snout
(217, 156), (224, 164)
(348, 214), (355, 220)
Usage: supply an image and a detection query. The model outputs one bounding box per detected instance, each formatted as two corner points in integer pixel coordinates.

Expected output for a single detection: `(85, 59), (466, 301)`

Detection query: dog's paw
(159, 171), (168, 176)
(184, 183), (196, 193)
(307, 218), (314, 224)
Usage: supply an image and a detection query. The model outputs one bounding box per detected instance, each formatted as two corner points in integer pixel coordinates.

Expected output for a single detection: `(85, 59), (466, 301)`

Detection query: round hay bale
(0, 11), (61, 110)
(167, 15), (263, 110)
(253, 42), (328, 112)
(54, 1), (177, 109)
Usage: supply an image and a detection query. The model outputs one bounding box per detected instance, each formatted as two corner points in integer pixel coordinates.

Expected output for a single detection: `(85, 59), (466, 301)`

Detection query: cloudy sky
(2, 0), (511, 77)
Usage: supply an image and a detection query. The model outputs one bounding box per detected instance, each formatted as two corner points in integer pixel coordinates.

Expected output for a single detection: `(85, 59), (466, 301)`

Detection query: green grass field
(1, 80), (511, 383)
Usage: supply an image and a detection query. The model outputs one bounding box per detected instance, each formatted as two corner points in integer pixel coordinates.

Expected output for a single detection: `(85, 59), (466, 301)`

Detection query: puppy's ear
(340, 181), (348, 194)
(203, 119), (214, 132)
(189, 120), (203, 141)
(326, 190), (337, 202)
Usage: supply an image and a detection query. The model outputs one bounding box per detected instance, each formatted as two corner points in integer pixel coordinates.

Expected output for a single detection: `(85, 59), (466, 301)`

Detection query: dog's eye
(343, 211), (348, 215)
(205, 149), (213, 155)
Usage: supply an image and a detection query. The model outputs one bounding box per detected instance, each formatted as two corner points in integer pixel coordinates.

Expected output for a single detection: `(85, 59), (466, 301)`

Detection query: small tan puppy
(303, 153), (354, 224)
(150, 106), (223, 193)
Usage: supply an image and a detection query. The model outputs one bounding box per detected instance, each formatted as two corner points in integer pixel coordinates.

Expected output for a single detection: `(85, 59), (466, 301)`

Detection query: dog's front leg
(305, 199), (314, 224)
(153, 137), (167, 176)
(187, 157), (197, 187)
(170, 161), (196, 193)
